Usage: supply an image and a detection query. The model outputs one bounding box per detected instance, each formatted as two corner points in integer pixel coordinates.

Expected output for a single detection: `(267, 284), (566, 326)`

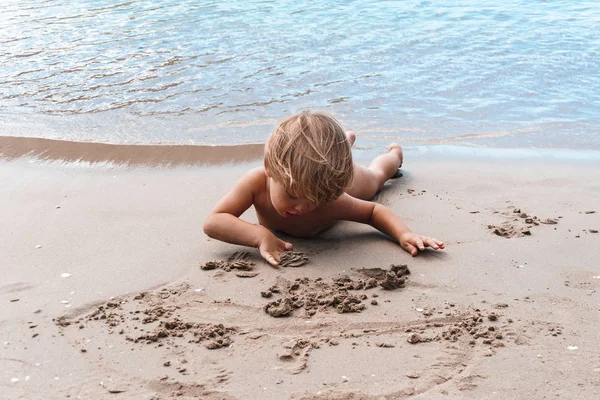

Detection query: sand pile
(278, 252), (310, 267)
(199, 251), (259, 277)
(55, 283), (236, 350)
(488, 206), (559, 238)
(404, 308), (507, 350)
(263, 264), (410, 317)
(199, 251), (310, 278)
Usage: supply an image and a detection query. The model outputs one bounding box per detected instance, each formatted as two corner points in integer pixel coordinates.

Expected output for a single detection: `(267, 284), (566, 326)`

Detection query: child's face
(269, 179), (317, 218)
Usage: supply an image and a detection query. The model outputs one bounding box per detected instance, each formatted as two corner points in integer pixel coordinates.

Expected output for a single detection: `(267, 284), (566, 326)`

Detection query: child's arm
(203, 169), (292, 266)
(329, 194), (445, 256)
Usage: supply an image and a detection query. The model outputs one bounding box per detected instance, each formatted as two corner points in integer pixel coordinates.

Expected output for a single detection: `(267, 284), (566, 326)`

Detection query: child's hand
(399, 232), (445, 256)
(258, 232), (293, 266)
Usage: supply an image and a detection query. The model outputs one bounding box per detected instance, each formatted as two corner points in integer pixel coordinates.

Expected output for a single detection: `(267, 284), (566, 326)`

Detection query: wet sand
(0, 136), (264, 166)
(1, 147), (599, 399)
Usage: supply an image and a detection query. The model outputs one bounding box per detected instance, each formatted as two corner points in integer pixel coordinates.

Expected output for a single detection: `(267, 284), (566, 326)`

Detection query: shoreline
(2, 135), (600, 168)
(0, 136), (265, 166)
(1, 156), (599, 399)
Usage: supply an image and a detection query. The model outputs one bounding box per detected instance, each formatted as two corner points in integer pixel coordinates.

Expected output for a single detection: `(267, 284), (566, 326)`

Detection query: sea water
(1, 0), (599, 151)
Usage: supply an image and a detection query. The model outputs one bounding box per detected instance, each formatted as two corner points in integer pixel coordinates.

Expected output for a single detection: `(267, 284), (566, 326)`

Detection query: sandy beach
(1, 142), (599, 399)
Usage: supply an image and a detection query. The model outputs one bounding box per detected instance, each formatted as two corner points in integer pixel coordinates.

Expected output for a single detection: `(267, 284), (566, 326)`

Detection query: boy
(203, 111), (444, 266)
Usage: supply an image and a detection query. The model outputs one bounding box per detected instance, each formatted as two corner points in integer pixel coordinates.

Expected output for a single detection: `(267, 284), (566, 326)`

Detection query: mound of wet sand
(55, 284), (236, 350)
(129, 320), (235, 349)
(263, 277), (369, 317)
(488, 206), (559, 238)
(200, 251), (259, 277)
(405, 309), (507, 348)
(279, 251), (310, 267)
(359, 264), (411, 290)
(199, 251), (310, 277)
(263, 265), (410, 318)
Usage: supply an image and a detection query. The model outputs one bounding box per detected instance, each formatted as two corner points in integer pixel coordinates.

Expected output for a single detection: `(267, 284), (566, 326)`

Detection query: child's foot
(387, 143), (403, 170)
(346, 131), (356, 147)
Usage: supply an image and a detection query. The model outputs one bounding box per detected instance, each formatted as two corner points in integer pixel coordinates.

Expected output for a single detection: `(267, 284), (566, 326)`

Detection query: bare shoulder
(211, 167), (267, 216)
(324, 193), (376, 223)
(239, 166), (267, 192)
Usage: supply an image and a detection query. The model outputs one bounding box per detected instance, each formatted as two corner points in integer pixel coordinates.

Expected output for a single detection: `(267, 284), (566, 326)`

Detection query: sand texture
(1, 153), (599, 399)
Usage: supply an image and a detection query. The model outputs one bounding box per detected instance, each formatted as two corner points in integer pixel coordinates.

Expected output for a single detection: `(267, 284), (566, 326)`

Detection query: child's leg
(347, 143), (403, 200)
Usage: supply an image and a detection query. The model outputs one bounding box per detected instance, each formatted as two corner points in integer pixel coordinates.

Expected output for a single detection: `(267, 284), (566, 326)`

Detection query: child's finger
(284, 241), (293, 251)
(429, 238), (445, 249)
(423, 238), (439, 250)
(403, 242), (418, 256)
(414, 237), (425, 251)
(262, 251), (279, 266)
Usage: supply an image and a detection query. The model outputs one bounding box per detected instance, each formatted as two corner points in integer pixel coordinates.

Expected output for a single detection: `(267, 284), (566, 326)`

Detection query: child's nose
(295, 202), (312, 213)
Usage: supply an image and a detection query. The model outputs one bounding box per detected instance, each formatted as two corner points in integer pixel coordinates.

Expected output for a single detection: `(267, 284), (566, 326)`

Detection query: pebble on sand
(61, 273), (72, 278)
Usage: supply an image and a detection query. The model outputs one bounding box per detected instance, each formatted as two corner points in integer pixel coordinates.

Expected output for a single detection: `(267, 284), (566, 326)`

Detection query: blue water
(0, 0), (599, 150)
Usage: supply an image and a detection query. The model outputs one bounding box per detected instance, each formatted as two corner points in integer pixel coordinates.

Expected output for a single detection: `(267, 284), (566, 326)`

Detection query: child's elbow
(203, 215), (217, 238)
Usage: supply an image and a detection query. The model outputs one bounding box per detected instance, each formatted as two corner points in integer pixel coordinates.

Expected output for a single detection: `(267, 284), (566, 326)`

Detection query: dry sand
(1, 144), (599, 399)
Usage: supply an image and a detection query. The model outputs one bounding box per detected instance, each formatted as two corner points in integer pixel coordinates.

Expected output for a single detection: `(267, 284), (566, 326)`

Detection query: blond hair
(265, 111), (353, 205)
